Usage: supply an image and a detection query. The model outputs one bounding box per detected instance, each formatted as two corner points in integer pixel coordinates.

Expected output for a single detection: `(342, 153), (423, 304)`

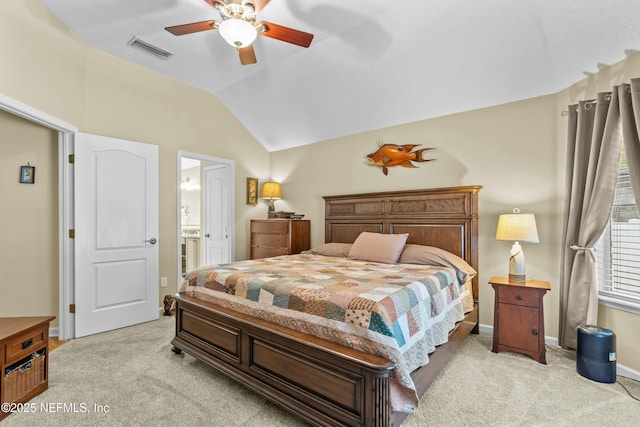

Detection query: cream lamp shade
(496, 210), (539, 282)
(261, 182), (282, 213)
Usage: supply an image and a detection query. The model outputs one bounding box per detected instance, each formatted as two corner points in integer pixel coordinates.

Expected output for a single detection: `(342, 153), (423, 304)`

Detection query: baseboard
(617, 364), (640, 381)
(478, 323), (493, 335)
(478, 323), (640, 382)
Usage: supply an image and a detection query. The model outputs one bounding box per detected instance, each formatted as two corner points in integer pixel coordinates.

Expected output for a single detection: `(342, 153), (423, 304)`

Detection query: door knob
(205, 233), (210, 238)
(145, 238), (157, 244)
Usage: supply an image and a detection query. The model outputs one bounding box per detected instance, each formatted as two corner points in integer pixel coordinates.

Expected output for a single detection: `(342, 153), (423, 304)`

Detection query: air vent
(127, 36), (173, 60)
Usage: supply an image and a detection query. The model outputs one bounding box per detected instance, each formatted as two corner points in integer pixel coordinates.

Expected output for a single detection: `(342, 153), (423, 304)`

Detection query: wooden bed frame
(171, 186), (482, 427)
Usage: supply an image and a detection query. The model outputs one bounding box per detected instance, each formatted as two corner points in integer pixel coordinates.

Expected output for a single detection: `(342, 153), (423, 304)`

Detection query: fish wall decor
(366, 140), (435, 175)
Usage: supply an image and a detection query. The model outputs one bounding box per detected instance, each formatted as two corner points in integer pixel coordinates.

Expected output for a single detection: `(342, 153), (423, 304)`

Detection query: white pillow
(347, 232), (409, 264)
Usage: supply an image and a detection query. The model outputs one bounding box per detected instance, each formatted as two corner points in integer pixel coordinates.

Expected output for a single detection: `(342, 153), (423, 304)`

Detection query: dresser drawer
(251, 246), (289, 259)
(252, 233), (287, 248)
(4, 326), (46, 365)
(251, 220), (288, 234)
(249, 219), (310, 260)
(498, 286), (538, 308)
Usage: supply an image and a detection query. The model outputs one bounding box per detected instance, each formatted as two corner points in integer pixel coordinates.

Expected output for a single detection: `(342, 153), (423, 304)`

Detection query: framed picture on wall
(246, 177), (258, 205)
(19, 164), (35, 184)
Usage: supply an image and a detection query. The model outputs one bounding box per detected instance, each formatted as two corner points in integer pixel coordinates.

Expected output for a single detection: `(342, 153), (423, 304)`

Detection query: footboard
(171, 293), (396, 427)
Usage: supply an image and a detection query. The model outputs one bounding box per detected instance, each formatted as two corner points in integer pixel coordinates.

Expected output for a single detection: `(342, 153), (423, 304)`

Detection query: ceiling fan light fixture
(218, 18), (257, 48)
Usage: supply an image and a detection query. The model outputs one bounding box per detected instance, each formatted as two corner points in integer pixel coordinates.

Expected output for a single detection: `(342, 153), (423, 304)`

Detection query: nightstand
(489, 276), (550, 364)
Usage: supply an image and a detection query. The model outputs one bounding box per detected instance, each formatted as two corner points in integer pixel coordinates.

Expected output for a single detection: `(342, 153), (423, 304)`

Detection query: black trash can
(576, 325), (616, 383)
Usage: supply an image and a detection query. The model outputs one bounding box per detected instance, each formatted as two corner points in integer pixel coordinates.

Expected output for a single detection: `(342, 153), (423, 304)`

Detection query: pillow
(347, 232), (409, 264)
(398, 244), (477, 284)
(302, 242), (353, 258)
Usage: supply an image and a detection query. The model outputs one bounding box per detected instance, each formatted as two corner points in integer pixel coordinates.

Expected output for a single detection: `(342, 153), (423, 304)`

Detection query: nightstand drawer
(251, 220), (288, 234)
(4, 327), (46, 365)
(498, 286), (538, 307)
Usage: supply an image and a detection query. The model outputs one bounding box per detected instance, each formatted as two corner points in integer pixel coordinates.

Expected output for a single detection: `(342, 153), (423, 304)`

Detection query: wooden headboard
(323, 186), (482, 299)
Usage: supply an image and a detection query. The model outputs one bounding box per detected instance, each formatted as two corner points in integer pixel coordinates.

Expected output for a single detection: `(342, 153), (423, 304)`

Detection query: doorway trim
(177, 151), (235, 285)
(0, 93), (77, 340)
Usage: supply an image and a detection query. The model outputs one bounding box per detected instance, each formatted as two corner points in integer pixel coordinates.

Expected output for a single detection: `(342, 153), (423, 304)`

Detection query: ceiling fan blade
(246, 0), (271, 13)
(239, 45), (257, 65)
(165, 20), (217, 36)
(258, 21), (313, 48)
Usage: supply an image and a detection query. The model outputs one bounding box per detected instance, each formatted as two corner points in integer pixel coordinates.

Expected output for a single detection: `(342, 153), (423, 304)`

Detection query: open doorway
(177, 151), (234, 284)
(0, 93), (77, 340)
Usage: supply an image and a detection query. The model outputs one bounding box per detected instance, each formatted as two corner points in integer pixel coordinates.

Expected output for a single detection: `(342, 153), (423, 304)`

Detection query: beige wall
(0, 1), (272, 320)
(270, 95), (560, 337)
(0, 110), (58, 321)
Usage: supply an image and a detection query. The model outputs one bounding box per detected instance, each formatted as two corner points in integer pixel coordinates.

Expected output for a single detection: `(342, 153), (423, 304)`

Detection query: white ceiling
(37, 0), (640, 152)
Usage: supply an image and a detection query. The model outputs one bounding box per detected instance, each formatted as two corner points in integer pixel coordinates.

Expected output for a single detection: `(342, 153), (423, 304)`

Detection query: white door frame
(177, 151), (235, 285)
(0, 93), (77, 340)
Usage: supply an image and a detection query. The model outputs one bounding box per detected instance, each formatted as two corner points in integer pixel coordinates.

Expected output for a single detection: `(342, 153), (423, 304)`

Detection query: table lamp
(261, 182), (281, 214)
(495, 209), (539, 282)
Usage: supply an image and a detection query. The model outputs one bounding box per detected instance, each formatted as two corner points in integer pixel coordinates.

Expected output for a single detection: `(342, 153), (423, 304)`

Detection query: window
(596, 143), (640, 313)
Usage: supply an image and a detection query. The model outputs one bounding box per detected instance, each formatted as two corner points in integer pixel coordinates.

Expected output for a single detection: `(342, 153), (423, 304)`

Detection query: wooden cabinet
(1, 316), (55, 420)
(250, 219), (310, 259)
(490, 276), (550, 364)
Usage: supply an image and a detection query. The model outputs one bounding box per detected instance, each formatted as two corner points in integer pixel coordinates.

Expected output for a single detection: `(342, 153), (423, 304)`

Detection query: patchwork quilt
(180, 253), (465, 413)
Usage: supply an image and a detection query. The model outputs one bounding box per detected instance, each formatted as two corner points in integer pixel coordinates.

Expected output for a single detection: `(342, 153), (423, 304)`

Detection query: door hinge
(69, 304), (75, 314)
(68, 154), (75, 164)
(69, 229), (75, 239)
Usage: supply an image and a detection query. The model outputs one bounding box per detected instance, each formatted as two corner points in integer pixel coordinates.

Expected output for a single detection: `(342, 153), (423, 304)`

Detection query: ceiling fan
(165, 0), (314, 65)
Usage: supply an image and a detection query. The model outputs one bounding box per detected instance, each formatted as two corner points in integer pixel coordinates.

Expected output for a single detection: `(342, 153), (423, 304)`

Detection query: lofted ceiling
(37, 0), (640, 152)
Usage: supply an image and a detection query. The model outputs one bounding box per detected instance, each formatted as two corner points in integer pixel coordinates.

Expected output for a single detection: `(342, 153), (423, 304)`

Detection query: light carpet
(3, 316), (639, 426)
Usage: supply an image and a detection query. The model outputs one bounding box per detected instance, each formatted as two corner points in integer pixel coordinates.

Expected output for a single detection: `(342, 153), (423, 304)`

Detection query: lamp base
(508, 273), (526, 283)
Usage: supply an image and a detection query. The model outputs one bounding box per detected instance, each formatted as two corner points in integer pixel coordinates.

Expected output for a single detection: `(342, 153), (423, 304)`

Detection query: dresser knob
(532, 329), (539, 336)
(515, 295), (523, 301)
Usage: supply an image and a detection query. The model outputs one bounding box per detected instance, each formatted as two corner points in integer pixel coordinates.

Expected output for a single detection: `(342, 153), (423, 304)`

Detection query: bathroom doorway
(177, 152), (234, 283)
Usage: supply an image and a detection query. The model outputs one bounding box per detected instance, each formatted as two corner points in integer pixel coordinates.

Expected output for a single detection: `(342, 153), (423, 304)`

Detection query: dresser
(1, 316), (55, 420)
(250, 219), (311, 259)
(490, 276), (550, 364)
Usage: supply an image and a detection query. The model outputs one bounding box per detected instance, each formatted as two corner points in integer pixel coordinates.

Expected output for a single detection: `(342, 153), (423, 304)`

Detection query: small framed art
(20, 165), (35, 184)
(246, 177), (258, 205)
